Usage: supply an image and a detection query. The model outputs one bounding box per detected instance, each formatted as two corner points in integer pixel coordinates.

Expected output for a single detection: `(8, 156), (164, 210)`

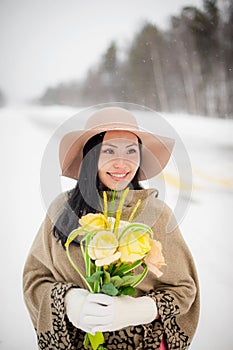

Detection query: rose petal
(144, 239), (166, 278)
(146, 262), (164, 278)
(95, 252), (121, 266)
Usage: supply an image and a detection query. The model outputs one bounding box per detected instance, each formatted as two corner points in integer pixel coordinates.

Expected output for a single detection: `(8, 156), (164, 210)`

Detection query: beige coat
(23, 189), (200, 349)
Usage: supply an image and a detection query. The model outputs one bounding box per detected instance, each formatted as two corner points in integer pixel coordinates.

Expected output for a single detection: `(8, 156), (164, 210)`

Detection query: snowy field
(0, 105), (232, 349)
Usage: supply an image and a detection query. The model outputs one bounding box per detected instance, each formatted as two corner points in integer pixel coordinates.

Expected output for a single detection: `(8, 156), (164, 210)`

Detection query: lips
(107, 172), (129, 181)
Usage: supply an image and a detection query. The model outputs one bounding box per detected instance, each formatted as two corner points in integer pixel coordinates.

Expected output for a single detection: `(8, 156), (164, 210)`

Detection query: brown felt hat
(59, 107), (175, 180)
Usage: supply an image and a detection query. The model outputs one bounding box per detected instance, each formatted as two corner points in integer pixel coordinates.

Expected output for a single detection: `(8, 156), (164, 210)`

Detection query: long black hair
(53, 131), (143, 246)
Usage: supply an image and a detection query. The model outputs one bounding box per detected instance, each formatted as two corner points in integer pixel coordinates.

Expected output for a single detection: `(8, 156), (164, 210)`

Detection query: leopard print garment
(146, 290), (191, 349)
(37, 283), (190, 349)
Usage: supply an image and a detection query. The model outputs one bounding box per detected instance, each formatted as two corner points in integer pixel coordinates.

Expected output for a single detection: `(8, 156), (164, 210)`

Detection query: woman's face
(98, 130), (140, 190)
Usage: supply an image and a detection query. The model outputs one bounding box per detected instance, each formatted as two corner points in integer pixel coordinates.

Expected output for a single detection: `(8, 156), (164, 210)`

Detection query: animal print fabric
(37, 283), (190, 349)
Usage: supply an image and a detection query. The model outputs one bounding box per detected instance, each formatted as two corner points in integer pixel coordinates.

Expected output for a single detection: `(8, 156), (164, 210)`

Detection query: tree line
(38, 0), (233, 118)
(0, 90), (6, 107)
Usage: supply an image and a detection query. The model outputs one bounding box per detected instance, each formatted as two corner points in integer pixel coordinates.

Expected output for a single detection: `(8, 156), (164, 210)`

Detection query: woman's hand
(92, 294), (158, 333)
(65, 288), (114, 335)
(65, 288), (158, 335)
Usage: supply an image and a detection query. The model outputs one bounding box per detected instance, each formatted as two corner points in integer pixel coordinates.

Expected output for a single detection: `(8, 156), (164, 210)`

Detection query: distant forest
(38, 0), (233, 118)
(0, 90), (6, 107)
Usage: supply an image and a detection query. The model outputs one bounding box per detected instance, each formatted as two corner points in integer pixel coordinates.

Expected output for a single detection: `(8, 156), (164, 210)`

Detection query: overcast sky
(0, 0), (203, 103)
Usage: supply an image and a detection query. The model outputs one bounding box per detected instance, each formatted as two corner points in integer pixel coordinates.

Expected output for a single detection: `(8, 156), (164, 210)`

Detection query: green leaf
(87, 332), (105, 350)
(103, 270), (111, 284)
(112, 262), (131, 276)
(110, 275), (137, 288)
(120, 286), (136, 296)
(101, 283), (119, 296)
(84, 334), (89, 349)
(120, 275), (138, 287)
(107, 263), (116, 274)
(110, 276), (123, 288)
(112, 261), (142, 276)
(86, 271), (103, 283)
(90, 260), (96, 275)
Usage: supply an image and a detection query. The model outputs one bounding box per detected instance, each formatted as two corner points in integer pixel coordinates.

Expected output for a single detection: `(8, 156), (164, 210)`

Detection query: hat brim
(59, 126), (175, 181)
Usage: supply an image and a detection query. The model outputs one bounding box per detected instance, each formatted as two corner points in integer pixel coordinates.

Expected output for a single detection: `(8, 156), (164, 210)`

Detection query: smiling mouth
(107, 172), (129, 180)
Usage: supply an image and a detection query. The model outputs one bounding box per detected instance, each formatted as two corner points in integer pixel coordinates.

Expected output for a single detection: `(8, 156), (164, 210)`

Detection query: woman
(23, 106), (200, 349)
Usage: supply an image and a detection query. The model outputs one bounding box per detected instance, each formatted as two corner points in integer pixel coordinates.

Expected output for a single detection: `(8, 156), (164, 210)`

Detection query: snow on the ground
(0, 105), (232, 350)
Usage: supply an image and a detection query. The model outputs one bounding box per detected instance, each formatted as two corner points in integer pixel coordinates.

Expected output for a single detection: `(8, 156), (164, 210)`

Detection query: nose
(112, 158), (128, 169)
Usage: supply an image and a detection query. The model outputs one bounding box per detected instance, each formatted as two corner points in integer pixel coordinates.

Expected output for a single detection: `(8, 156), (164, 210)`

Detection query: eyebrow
(126, 143), (138, 148)
(102, 143), (117, 148)
(102, 142), (138, 148)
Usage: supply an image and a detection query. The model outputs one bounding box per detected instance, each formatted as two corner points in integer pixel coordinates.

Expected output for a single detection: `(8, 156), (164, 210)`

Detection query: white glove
(65, 289), (157, 335)
(65, 288), (114, 335)
(92, 295), (158, 334)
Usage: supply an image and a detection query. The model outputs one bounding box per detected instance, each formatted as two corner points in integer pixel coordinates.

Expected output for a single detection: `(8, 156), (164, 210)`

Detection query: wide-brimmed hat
(59, 107), (175, 180)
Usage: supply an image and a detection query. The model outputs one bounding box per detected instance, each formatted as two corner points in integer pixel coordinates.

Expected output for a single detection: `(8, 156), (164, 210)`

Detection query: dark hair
(53, 131), (143, 246)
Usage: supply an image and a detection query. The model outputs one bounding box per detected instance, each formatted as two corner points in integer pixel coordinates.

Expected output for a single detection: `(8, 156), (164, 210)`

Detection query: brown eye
(102, 148), (114, 154)
(127, 148), (137, 154)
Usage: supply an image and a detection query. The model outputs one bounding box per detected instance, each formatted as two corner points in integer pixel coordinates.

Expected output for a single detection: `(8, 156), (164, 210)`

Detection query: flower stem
(118, 223), (154, 241)
(65, 227), (83, 246)
(113, 260), (142, 276)
(65, 231), (93, 292)
(88, 332), (105, 350)
(85, 234), (92, 278)
(128, 199), (141, 222)
(80, 233), (92, 279)
(113, 187), (129, 236)
(132, 264), (148, 287)
(94, 266), (102, 293)
(84, 334), (90, 349)
(109, 189), (116, 217)
(103, 191), (108, 219)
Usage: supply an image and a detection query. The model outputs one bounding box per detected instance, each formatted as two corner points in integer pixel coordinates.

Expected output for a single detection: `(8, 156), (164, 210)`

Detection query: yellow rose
(88, 230), (119, 263)
(79, 213), (111, 230)
(119, 231), (152, 263)
(144, 240), (166, 278)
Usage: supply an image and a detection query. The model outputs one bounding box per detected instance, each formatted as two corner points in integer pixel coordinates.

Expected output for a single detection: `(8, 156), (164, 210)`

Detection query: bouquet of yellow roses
(65, 187), (165, 350)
